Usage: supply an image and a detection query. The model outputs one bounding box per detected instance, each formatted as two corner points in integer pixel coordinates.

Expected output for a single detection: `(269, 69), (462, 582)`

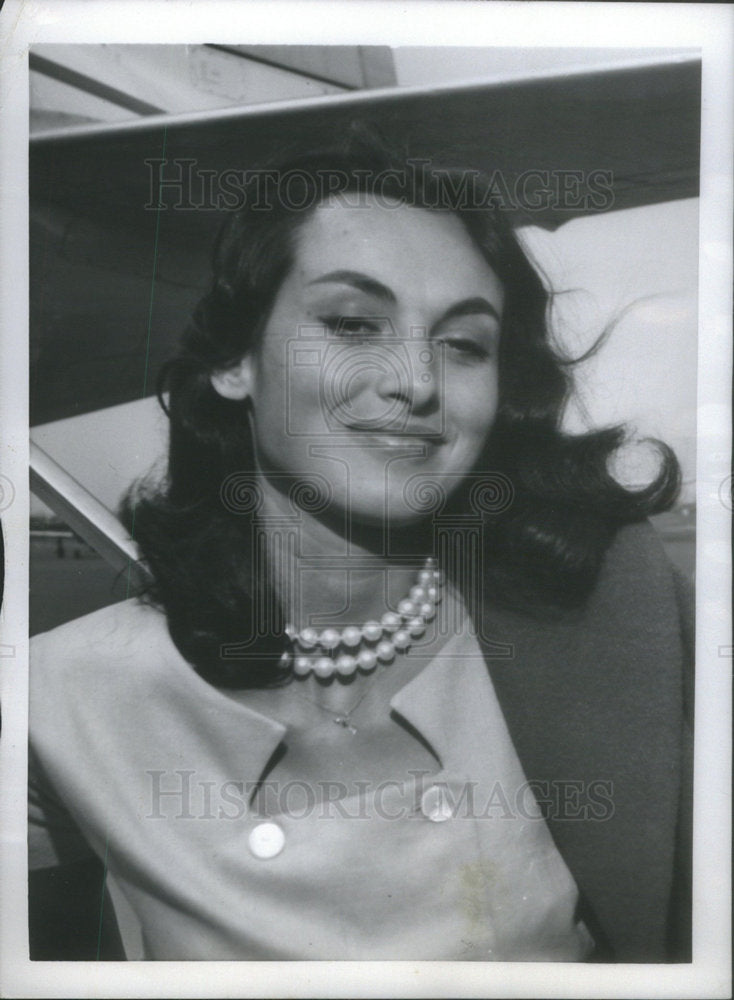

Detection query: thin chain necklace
(289, 673), (389, 734)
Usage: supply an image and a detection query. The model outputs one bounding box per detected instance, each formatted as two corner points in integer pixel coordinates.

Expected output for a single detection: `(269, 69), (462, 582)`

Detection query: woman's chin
(342, 496), (445, 534)
(315, 474), (467, 531)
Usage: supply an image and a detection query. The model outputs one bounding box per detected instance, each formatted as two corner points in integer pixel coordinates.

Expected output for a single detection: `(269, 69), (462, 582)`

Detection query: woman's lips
(346, 427), (444, 448)
(365, 433), (437, 448)
(344, 424), (444, 446)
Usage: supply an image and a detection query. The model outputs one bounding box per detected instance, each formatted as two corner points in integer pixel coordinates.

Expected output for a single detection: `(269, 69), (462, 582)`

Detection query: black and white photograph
(0, 2), (731, 997)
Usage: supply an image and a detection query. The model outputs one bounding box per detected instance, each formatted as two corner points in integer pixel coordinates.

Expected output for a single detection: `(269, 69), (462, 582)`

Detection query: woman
(28, 139), (693, 962)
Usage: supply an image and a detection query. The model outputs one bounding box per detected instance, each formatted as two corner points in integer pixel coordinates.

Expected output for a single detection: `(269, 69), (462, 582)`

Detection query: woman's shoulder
(31, 598), (170, 683)
(491, 518), (691, 639)
(583, 519), (694, 660)
(29, 600), (180, 752)
(600, 518), (692, 602)
(605, 517), (679, 570)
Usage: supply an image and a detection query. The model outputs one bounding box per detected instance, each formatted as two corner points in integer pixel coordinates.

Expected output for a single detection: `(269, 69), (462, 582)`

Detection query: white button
(420, 785), (454, 823)
(248, 822), (285, 859)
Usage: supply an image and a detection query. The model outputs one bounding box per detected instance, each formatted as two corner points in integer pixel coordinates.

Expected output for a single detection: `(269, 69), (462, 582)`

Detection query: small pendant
(333, 715), (358, 734)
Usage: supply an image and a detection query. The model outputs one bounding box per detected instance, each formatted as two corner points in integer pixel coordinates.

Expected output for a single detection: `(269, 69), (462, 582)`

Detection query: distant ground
(30, 543), (132, 635)
(29, 514), (696, 636)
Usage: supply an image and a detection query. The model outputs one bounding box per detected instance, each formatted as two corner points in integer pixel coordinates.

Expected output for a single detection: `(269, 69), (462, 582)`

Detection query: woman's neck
(255, 476), (432, 632)
(234, 475), (461, 717)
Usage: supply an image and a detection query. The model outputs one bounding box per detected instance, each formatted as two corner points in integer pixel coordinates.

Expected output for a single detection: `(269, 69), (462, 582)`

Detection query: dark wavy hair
(121, 133), (680, 688)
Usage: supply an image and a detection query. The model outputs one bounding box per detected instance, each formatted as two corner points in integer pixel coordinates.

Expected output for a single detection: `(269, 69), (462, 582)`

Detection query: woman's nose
(376, 334), (440, 414)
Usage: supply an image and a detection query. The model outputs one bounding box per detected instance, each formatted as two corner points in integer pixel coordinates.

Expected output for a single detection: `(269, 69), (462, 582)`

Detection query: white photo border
(1, 1), (731, 997)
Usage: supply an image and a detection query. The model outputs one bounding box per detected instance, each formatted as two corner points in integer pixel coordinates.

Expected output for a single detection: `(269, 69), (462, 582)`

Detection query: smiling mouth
(347, 429), (445, 449)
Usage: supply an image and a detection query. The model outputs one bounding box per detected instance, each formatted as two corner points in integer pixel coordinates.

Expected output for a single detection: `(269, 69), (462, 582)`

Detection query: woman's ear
(210, 357), (253, 400)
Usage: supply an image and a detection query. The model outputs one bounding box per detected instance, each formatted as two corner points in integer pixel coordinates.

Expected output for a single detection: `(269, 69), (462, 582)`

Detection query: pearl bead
(293, 656), (312, 676)
(319, 628), (341, 651)
(381, 611), (401, 634)
(341, 626), (362, 648)
(376, 640), (395, 663)
(393, 630), (411, 651)
(357, 649), (377, 671)
(314, 656), (335, 678)
(298, 626), (318, 649)
(335, 654), (358, 676)
(407, 616), (426, 637)
(278, 651), (292, 669)
(362, 621), (383, 642)
(288, 560), (439, 679)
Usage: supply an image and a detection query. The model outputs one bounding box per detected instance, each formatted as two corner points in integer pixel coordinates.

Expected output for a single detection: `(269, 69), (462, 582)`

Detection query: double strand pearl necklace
(282, 558), (444, 679)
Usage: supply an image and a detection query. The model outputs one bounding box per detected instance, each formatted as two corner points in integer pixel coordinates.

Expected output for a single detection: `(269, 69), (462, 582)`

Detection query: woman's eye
(438, 334), (494, 361)
(321, 315), (387, 338)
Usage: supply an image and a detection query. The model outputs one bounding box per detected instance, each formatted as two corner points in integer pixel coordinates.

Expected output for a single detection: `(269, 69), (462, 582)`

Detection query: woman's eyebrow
(307, 270), (397, 304)
(307, 273), (500, 325)
(438, 297), (502, 325)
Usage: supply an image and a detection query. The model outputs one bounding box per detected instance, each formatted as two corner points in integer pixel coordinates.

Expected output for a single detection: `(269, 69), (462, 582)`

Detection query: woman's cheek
(452, 386), (498, 437)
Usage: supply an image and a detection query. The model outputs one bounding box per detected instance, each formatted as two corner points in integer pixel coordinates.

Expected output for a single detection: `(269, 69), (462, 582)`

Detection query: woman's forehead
(290, 197), (502, 300)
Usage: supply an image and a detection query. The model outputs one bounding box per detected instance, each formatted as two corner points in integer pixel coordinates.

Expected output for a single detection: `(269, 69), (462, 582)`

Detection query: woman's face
(214, 197), (504, 525)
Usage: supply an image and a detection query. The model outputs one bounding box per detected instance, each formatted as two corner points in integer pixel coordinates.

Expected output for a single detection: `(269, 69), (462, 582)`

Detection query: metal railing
(29, 441), (152, 590)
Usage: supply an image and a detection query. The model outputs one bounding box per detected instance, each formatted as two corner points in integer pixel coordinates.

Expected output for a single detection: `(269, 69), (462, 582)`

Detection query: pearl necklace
(281, 558), (443, 678)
